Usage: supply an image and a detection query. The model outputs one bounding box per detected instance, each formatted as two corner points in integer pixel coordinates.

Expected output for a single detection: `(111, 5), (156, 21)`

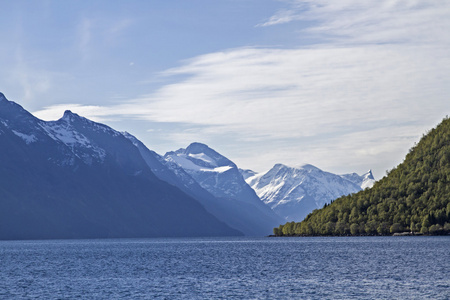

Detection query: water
(0, 236), (448, 299)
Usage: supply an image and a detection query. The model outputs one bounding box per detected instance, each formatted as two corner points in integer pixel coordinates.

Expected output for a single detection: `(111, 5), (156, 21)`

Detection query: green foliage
(273, 227), (280, 236)
(274, 116), (450, 236)
(390, 223), (403, 234)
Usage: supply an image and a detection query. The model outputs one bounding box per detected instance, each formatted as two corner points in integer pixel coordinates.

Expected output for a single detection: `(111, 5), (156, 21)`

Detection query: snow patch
(166, 154), (232, 173)
(49, 125), (90, 146)
(203, 166), (233, 173)
(40, 122), (106, 164)
(166, 154), (203, 171)
(188, 153), (217, 166)
(341, 170), (376, 189)
(247, 163), (363, 221)
(12, 130), (37, 144)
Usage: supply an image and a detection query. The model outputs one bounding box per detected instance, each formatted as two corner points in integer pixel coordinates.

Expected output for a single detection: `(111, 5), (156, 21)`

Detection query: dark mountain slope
(0, 93), (241, 239)
(275, 116), (450, 236)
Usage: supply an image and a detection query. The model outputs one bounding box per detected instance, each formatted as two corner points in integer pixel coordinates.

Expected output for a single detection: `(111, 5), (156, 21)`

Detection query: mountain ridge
(0, 93), (242, 239)
(246, 163), (369, 221)
(164, 142), (284, 235)
(123, 132), (268, 236)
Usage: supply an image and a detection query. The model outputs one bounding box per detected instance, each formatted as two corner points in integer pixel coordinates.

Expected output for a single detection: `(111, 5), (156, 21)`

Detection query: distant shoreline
(268, 232), (450, 237)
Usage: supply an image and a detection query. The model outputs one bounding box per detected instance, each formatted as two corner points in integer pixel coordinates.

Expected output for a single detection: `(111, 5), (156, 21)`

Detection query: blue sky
(1, 0), (449, 179)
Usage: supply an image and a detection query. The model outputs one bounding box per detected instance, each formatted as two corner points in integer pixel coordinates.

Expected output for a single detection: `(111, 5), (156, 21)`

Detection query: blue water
(0, 236), (448, 299)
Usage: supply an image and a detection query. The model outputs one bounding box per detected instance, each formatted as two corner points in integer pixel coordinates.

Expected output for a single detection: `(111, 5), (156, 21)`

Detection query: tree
(377, 222), (390, 235)
(421, 215), (431, 233)
(444, 222), (450, 232)
(272, 117), (450, 236)
(324, 222), (335, 235)
(335, 221), (347, 235)
(390, 223), (402, 234)
(429, 224), (443, 234)
(365, 221), (378, 235)
(350, 223), (359, 235)
(410, 221), (416, 233)
(273, 227), (280, 236)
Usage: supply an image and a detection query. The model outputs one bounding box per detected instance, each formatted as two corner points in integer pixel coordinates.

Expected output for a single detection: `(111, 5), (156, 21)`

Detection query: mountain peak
(273, 163), (319, 172)
(364, 170), (375, 180)
(61, 110), (88, 124)
(270, 163), (321, 174)
(185, 142), (212, 154)
(248, 162), (363, 221)
(0, 93), (36, 122)
(273, 163), (288, 169)
(0, 92), (14, 105)
(62, 110), (76, 120)
(296, 163), (319, 171)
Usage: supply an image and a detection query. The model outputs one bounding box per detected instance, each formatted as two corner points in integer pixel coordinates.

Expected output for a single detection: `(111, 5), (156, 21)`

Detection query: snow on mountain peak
(188, 153), (217, 166)
(364, 170), (375, 180)
(272, 163), (288, 170)
(246, 163), (365, 221)
(161, 143), (283, 235)
(271, 163), (319, 174)
(164, 151), (232, 174)
(37, 111), (113, 165)
(340, 170), (376, 190)
(164, 143), (269, 206)
(169, 142), (235, 170)
(361, 170), (376, 189)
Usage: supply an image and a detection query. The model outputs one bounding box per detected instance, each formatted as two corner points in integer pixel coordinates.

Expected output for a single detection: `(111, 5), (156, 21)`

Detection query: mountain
(239, 169), (257, 180)
(275, 117), (450, 236)
(341, 170), (375, 189)
(164, 143), (283, 236)
(123, 133), (269, 236)
(246, 164), (364, 221)
(0, 93), (241, 239)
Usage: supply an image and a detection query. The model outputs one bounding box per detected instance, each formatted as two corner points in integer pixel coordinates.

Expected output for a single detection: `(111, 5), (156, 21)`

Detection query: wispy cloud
(257, 8), (300, 27)
(260, 0), (450, 45)
(33, 1), (450, 177)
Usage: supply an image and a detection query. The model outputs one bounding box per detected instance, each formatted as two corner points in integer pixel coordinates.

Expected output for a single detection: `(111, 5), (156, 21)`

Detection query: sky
(1, 0), (449, 179)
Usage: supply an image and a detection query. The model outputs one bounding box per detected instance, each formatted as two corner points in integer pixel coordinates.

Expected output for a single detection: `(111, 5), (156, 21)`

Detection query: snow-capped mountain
(246, 164), (372, 222)
(164, 143), (283, 235)
(123, 136), (282, 236)
(0, 92), (241, 239)
(340, 170), (376, 189)
(165, 143), (254, 202)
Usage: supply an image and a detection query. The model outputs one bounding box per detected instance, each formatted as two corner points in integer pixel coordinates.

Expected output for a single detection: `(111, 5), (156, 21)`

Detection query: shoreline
(268, 232), (450, 237)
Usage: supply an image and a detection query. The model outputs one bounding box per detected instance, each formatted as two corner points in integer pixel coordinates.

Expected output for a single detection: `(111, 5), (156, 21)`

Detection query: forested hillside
(275, 116), (450, 236)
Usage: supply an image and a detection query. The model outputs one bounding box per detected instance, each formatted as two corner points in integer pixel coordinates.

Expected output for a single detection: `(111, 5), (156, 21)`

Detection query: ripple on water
(0, 236), (448, 299)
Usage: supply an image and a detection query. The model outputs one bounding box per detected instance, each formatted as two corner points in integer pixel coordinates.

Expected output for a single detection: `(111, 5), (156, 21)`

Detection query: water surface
(0, 236), (448, 299)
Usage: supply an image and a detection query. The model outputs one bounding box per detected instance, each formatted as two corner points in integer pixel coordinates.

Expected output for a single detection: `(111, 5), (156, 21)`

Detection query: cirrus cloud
(33, 0), (450, 178)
